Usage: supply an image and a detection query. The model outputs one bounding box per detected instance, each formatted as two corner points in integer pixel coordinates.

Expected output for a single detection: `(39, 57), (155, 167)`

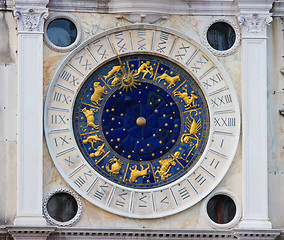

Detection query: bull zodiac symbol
(129, 164), (150, 183)
(80, 107), (99, 131)
(154, 152), (182, 181)
(174, 88), (198, 110)
(157, 71), (181, 89)
(106, 157), (123, 176)
(181, 111), (201, 148)
(90, 82), (108, 106)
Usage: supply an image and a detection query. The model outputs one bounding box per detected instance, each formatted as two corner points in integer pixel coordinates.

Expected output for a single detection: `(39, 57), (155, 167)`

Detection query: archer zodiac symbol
(134, 61), (153, 79)
(157, 71), (181, 89)
(89, 143), (105, 158)
(82, 134), (103, 149)
(106, 157), (123, 176)
(181, 112), (201, 148)
(129, 164), (150, 183)
(80, 107), (99, 131)
(154, 152), (182, 181)
(174, 88), (198, 110)
(104, 65), (122, 80)
(90, 82), (108, 106)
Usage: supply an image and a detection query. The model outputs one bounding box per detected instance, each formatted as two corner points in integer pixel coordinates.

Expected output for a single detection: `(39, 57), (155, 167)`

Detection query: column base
(14, 216), (47, 227)
(239, 218), (272, 229)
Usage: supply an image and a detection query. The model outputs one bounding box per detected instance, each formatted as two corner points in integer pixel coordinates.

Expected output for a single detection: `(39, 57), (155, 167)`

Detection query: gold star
(111, 117), (115, 121)
(106, 132), (109, 135)
(159, 140), (162, 144)
(128, 155), (131, 158)
(120, 113), (124, 117)
(163, 114), (166, 117)
(115, 146), (118, 149)
(165, 123), (168, 127)
(113, 95), (116, 98)
(147, 144), (150, 147)
(111, 108), (115, 111)
(170, 102), (173, 106)
(117, 138), (120, 141)
(153, 134), (156, 137)
(106, 109), (109, 112)
(155, 109), (158, 113)
(141, 149), (144, 152)
(152, 153), (155, 156)
(172, 140), (175, 143)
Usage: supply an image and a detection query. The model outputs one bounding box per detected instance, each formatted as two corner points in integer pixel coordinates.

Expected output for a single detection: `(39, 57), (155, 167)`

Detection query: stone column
(238, 12), (273, 229)
(13, 1), (48, 227)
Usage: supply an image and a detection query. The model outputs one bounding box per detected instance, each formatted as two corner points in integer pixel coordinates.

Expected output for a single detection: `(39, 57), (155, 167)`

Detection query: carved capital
(239, 13), (272, 37)
(14, 8), (48, 32)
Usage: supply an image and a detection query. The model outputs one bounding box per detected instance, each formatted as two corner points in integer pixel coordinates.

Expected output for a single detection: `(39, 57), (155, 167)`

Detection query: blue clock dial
(72, 54), (210, 189)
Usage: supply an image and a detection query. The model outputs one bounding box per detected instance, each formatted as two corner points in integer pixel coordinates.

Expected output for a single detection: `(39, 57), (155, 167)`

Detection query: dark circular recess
(46, 192), (78, 222)
(207, 194), (236, 224)
(207, 22), (236, 51)
(101, 82), (181, 162)
(47, 18), (77, 47)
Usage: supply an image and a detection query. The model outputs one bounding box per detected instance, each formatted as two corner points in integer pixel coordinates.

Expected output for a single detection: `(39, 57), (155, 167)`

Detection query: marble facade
(0, 0), (283, 239)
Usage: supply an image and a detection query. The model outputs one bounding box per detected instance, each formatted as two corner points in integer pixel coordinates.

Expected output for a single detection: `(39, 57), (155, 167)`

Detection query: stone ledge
(0, 226), (282, 240)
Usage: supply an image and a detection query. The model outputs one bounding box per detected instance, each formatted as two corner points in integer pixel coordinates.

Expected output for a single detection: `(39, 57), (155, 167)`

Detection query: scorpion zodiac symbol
(181, 111), (202, 148)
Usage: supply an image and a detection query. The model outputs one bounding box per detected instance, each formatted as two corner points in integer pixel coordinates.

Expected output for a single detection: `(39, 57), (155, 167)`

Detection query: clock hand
(112, 44), (127, 76)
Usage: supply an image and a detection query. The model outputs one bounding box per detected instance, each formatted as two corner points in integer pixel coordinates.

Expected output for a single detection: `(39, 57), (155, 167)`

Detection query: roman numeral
(51, 114), (67, 124)
(93, 40), (108, 60)
(74, 176), (85, 188)
(53, 92), (70, 104)
(174, 43), (190, 60)
(138, 194), (147, 207)
(209, 158), (220, 169)
(211, 94), (232, 107)
(114, 32), (126, 52)
(202, 73), (223, 89)
(190, 55), (209, 73)
(214, 117), (235, 127)
(64, 156), (74, 167)
(194, 173), (206, 186)
(94, 184), (108, 200)
(115, 191), (127, 207)
(160, 196), (170, 204)
(54, 135), (69, 147)
(178, 187), (190, 200)
(137, 30), (146, 50)
(75, 55), (92, 70)
(157, 32), (169, 53)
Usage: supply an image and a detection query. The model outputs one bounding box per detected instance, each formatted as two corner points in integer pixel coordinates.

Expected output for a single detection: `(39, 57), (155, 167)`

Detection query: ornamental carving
(239, 13), (273, 35)
(14, 8), (48, 32)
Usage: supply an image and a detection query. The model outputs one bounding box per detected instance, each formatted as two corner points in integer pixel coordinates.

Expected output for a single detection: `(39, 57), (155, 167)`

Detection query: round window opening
(207, 22), (236, 51)
(207, 194), (236, 224)
(46, 192), (78, 222)
(47, 18), (77, 48)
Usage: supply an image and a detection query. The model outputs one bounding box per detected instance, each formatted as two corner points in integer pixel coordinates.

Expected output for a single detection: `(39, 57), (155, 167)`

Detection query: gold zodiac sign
(80, 107), (99, 131)
(129, 164), (150, 183)
(82, 134), (103, 151)
(91, 82), (108, 106)
(89, 143), (105, 158)
(106, 157), (123, 176)
(174, 88), (198, 110)
(181, 112), (201, 148)
(111, 76), (120, 87)
(154, 152), (182, 181)
(157, 71), (181, 89)
(104, 65), (122, 80)
(134, 61), (153, 79)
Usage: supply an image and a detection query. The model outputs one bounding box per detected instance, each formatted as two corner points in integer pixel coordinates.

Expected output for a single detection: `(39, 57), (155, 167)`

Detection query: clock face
(44, 25), (240, 218)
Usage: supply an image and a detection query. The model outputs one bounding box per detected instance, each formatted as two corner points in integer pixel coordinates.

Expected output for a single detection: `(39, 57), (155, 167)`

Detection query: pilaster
(237, 0), (274, 230)
(13, 0), (48, 227)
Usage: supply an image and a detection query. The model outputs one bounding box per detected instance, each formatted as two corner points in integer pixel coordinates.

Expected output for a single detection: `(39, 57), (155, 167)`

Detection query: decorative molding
(239, 13), (273, 37)
(202, 16), (241, 57)
(7, 227), (56, 240)
(233, 229), (281, 240)
(43, 188), (83, 227)
(202, 189), (242, 229)
(14, 8), (48, 32)
(115, 14), (169, 24)
(44, 13), (82, 52)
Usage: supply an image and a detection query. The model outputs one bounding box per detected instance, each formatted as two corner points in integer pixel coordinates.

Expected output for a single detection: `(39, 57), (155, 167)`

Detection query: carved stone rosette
(239, 13), (273, 37)
(14, 8), (48, 32)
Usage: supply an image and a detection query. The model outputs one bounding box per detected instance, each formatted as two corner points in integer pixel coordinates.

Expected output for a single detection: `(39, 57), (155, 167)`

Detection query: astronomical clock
(44, 24), (240, 218)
